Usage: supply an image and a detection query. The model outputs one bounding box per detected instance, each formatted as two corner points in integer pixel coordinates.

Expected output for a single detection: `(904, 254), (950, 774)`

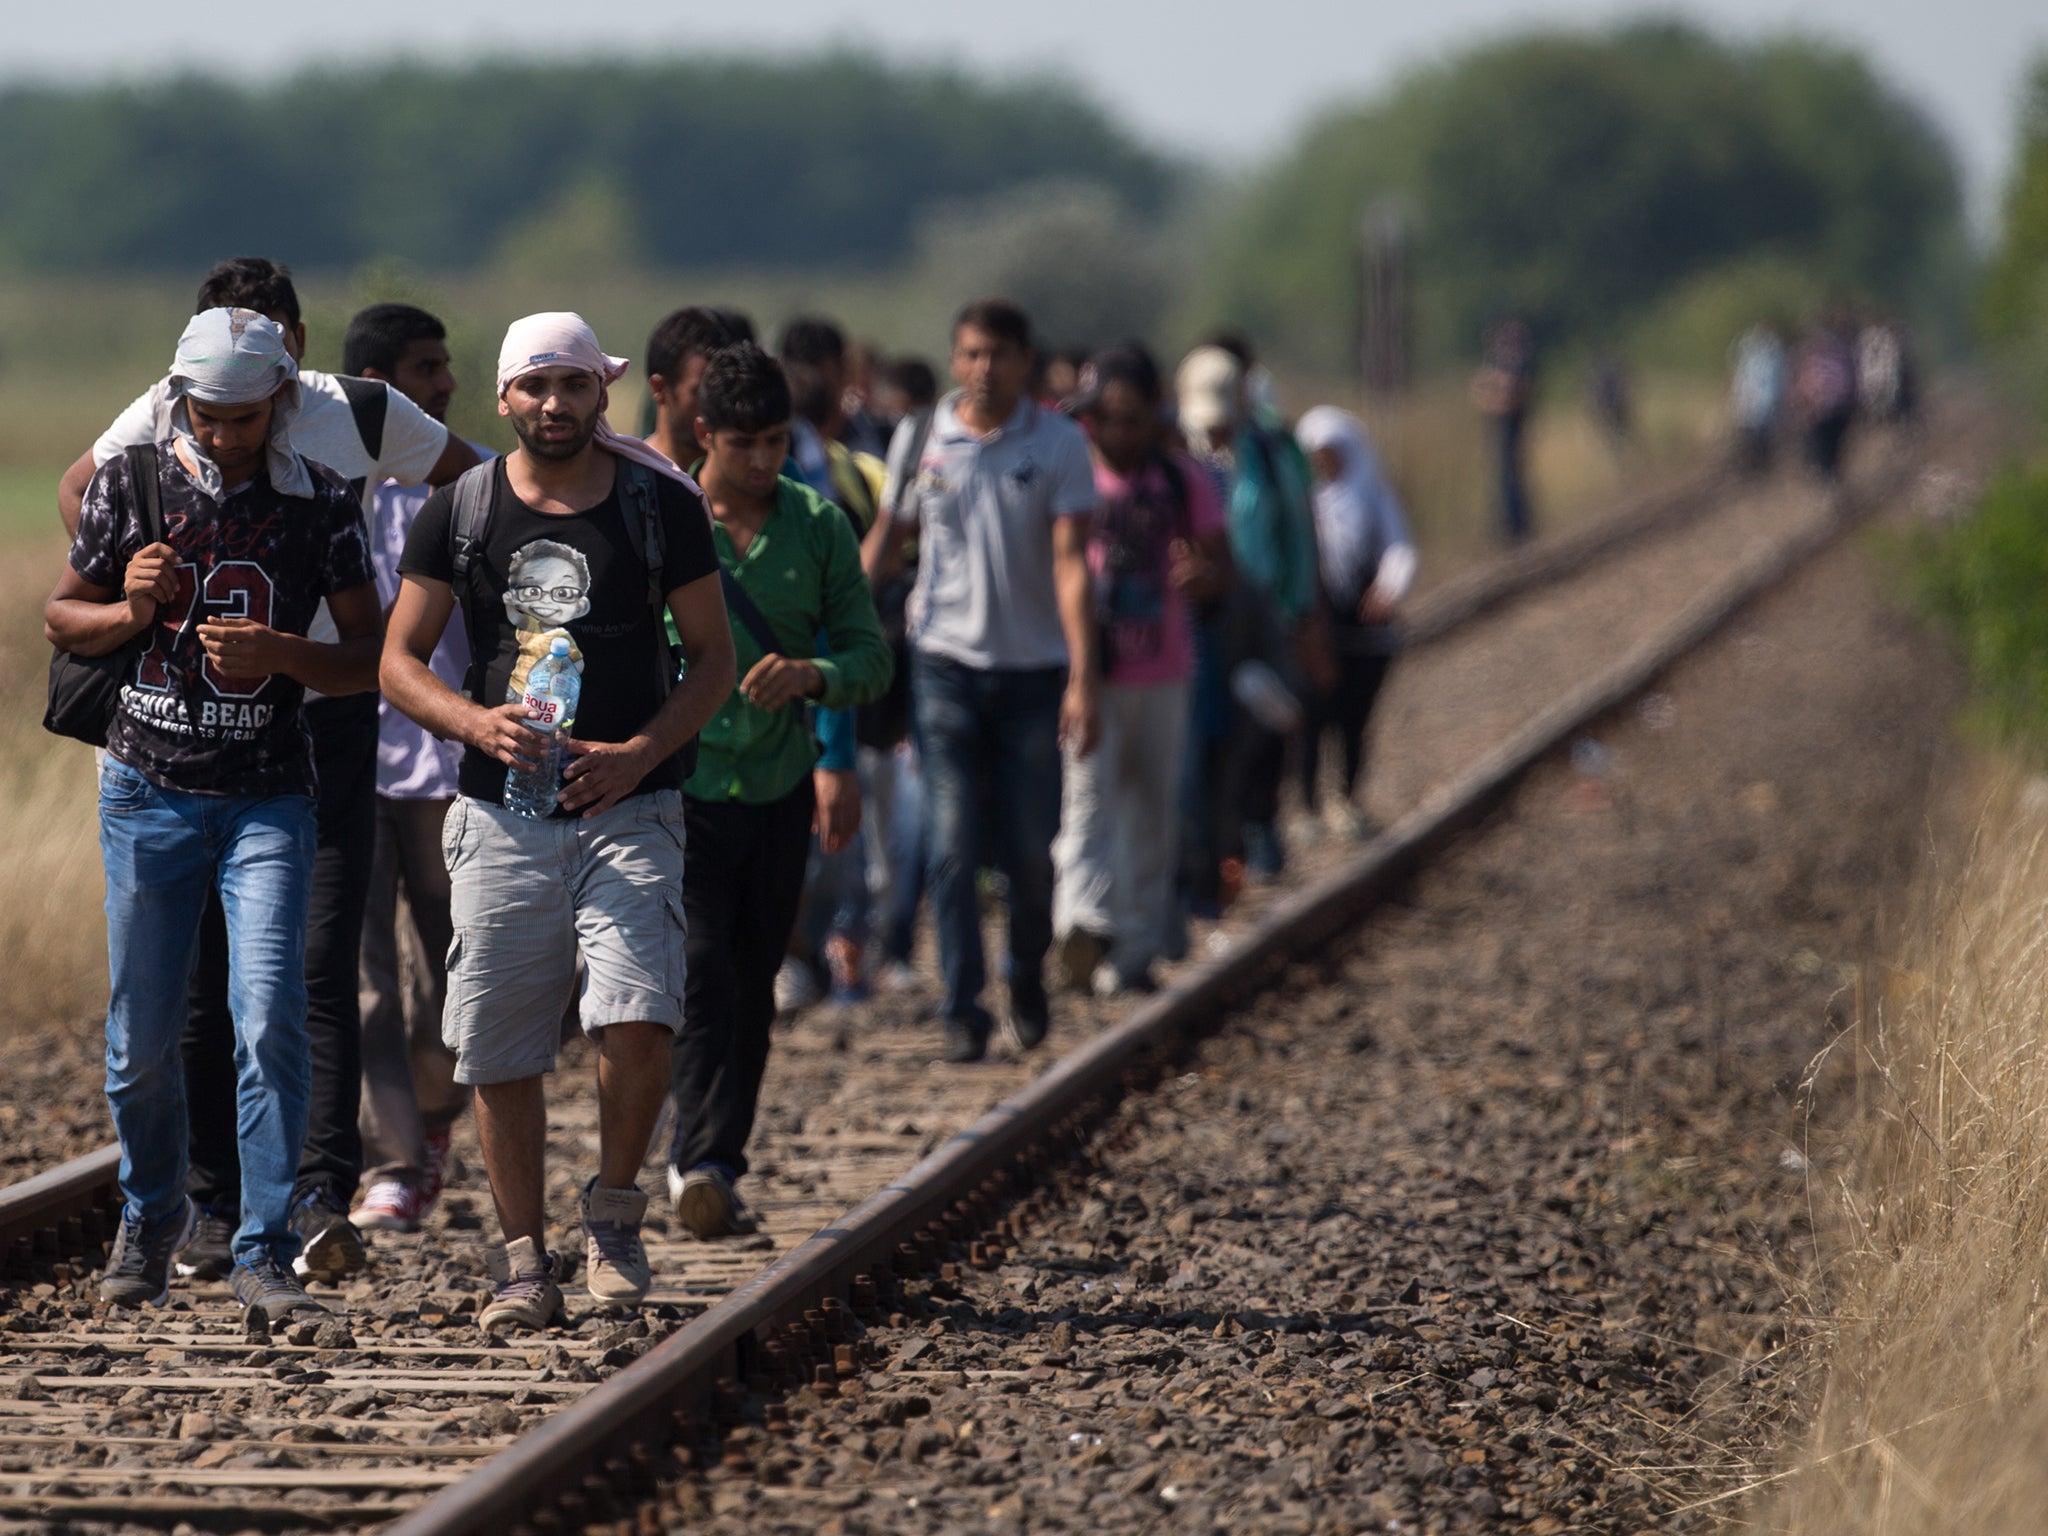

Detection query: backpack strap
(889, 408), (936, 522)
(616, 460), (678, 699)
(446, 461), (498, 697)
(122, 443), (163, 551)
(719, 568), (784, 657)
(335, 375), (390, 462)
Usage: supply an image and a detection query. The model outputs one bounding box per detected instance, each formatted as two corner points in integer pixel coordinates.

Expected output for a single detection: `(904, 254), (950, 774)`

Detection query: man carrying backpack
(382, 313), (730, 1329)
(47, 309), (381, 1320)
(58, 258), (483, 1285)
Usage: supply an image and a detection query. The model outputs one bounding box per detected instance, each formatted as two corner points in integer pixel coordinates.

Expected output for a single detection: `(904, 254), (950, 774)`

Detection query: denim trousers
(98, 757), (316, 1265)
(912, 653), (1064, 1030)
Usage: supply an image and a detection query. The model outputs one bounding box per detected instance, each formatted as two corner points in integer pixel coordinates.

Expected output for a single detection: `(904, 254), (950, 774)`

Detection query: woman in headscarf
(1294, 407), (1416, 840)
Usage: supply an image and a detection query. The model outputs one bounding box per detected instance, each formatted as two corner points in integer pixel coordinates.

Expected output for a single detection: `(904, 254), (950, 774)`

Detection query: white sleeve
(1372, 544), (1418, 603)
(373, 385), (451, 485)
(91, 381), (171, 467)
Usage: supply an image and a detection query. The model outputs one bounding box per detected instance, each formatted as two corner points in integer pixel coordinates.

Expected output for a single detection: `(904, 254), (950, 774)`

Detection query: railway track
(0, 422), (1963, 1532)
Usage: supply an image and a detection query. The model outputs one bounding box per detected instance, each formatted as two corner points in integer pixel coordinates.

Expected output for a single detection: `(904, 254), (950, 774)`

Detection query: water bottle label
(522, 690), (563, 728)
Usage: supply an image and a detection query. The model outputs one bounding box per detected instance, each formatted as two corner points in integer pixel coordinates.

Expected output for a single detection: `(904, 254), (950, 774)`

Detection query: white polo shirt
(883, 392), (1096, 672)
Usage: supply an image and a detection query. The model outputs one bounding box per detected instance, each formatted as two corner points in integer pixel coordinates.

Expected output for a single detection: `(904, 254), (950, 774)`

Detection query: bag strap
(719, 567), (783, 657)
(617, 460), (677, 699)
(123, 443), (163, 550)
(336, 375), (389, 462)
(889, 408), (936, 523)
(445, 460), (498, 695)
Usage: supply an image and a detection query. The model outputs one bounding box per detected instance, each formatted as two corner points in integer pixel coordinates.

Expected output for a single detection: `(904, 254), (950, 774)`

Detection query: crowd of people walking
(46, 257), (1417, 1332)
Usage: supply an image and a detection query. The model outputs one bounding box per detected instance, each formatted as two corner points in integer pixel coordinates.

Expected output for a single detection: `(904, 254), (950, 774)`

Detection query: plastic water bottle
(503, 637), (581, 817)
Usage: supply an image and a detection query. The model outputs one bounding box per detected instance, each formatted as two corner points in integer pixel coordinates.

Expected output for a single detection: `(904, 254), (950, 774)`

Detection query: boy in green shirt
(667, 343), (892, 1237)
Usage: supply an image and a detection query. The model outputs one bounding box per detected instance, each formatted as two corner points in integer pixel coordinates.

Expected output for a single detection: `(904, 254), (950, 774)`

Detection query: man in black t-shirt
(46, 309), (381, 1322)
(383, 313), (733, 1331)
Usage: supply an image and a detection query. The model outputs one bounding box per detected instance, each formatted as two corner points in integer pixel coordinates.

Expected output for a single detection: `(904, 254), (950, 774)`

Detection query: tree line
(0, 53), (1175, 276)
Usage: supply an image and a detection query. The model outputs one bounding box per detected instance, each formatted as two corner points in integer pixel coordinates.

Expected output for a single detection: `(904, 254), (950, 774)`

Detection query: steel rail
(382, 472), (1880, 1536)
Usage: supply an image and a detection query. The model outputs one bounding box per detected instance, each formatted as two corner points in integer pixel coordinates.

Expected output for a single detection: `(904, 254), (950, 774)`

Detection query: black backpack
(855, 408), (934, 751)
(445, 457), (695, 774)
(44, 444), (165, 746)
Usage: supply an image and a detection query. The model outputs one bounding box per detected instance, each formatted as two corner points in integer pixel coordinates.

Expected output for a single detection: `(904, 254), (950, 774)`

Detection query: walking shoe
(773, 957), (825, 1015)
(353, 1180), (428, 1234)
(1324, 800), (1372, 841)
(998, 986), (1050, 1055)
(229, 1253), (330, 1323)
(1285, 814), (1324, 851)
(938, 1018), (989, 1065)
(581, 1179), (653, 1304)
(420, 1124), (454, 1206)
(100, 1198), (197, 1308)
(1053, 928), (1110, 994)
(1091, 962), (1158, 1000)
(290, 1188), (367, 1282)
(480, 1237), (566, 1333)
(672, 1164), (759, 1240)
(877, 959), (922, 994)
(173, 1202), (236, 1280)
(824, 934), (871, 1005)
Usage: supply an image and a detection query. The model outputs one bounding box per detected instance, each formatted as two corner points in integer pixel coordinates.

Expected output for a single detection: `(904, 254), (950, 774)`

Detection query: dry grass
(0, 537), (109, 1034)
(1754, 766), (2048, 1531)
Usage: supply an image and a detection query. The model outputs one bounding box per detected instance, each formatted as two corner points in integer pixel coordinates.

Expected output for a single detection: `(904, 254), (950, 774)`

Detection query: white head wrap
(495, 312), (701, 497)
(167, 308), (308, 498)
(1296, 406), (1413, 608)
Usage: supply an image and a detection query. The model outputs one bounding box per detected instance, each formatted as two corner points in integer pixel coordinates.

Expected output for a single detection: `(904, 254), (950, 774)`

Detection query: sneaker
(1285, 815), (1324, 851)
(1091, 962), (1157, 1000)
(479, 1236), (565, 1333)
(581, 1179), (652, 1304)
(420, 1125), (454, 1206)
(100, 1198), (197, 1308)
(877, 959), (922, 994)
(291, 1189), (367, 1282)
(773, 958), (825, 1016)
(823, 935), (870, 1005)
(229, 1253), (330, 1323)
(999, 986), (1050, 1055)
(672, 1164), (759, 1241)
(353, 1180), (428, 1234)
(1053, 928), (1110, 994)
(173, 1202), (236, 1281)
(1323, 800), (1371, 841)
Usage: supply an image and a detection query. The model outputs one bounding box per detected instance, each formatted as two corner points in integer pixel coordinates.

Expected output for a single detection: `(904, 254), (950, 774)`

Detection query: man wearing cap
(45, 309), (381, 1322)
(382, 313), (732, 1331)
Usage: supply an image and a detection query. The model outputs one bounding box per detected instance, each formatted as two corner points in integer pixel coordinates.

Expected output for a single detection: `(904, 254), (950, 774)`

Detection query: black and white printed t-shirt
(70, 442), (375, 799)
(400, 457), (720, 808)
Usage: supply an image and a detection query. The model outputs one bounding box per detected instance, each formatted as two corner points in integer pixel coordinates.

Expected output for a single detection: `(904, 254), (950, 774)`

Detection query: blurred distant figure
(1794, 315), (1858, 481)
(1588, 351), (1632, 451)
(1470, 317), (1537, 544)
(643, 306), (754, 467)
(1728, 323), (1787, 476)
(1041, 347), (1089, 408)
(875, 356), (938, 437)
(1294, 408), (1415, 842)
(781, 316), (887, 458)
(1856, 318), (1915, 425)
(1053, 344), (1231, 998)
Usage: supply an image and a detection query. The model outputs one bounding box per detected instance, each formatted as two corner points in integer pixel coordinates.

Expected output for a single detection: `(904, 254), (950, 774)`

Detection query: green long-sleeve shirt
(683, 475), (894, 805)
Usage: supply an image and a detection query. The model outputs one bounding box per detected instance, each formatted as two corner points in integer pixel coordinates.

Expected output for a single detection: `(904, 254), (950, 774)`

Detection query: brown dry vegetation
(0, 536), (106, 1033)
(1752, 764), (2048, 1531)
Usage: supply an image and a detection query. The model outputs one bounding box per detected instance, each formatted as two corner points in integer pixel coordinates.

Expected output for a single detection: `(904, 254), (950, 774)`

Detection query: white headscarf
(495, 312), (702, 501)
(1296, 406), (1415, 608)
(167, 308), (308, 498)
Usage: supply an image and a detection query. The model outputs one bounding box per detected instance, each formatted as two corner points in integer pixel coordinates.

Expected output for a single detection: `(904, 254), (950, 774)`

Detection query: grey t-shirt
(883, 393), (1096, 672)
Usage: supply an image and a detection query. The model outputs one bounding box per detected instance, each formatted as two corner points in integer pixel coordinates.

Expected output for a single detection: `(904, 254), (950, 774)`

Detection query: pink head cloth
(495, 311), (703, 500)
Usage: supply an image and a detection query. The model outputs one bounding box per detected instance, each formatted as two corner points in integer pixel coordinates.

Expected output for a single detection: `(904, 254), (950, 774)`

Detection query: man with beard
(382, 313), (733, 1330)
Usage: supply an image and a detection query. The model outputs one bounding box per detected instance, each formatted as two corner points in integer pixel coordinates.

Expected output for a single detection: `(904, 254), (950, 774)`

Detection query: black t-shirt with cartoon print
(401, 457), (720, 806)
(70, 442), (374, 799)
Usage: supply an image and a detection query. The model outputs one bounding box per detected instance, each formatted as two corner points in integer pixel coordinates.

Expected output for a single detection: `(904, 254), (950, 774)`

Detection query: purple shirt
(371, 451), (486, 800)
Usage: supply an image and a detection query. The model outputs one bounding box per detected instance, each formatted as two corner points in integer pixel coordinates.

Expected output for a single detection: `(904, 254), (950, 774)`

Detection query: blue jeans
(912, 654), (1064, 1030)
(99, 758), (316, 1265)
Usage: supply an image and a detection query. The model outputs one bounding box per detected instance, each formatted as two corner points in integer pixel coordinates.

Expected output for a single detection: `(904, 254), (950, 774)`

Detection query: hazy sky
(10, 0), (2042, 225)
